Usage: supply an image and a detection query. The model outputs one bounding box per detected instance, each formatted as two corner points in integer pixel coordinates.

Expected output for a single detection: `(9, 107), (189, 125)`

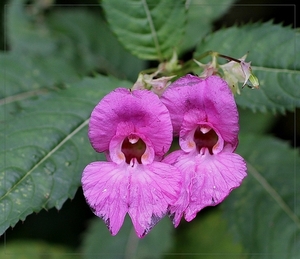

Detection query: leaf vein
(1, 119), (89, 202)
(252, 66), (300, 74)
(247, 162), (300, 229)
(142, 0), (162, 61)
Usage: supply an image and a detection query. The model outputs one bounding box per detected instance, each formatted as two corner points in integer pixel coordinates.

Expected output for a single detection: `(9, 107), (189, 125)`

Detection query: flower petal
(82, 160), (181, 237)
(179, 109), (225, 154)
(163, 150), (194, 227)
(108, 122), (155, 165)
(167, 150), (247, 224)
(199, 76), (239, 149)
(161, 75), (239, 149)
(88, 88), (173, 156)
(128, 162), (181, 237)
(81, 162), (129, 236)
(161, 74), (203, 135)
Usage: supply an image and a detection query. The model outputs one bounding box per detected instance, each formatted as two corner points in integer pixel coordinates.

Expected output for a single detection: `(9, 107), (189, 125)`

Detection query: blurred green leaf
(0, 75), (132, 235)
(1, 3), (145, 121)
(195, 22), (300, 113)
(238, 107), (276, 135)
(180, 0), (235, 53)
(223, 134), (300, 258)
(81, 215), (174, 259)
(0, 240), (76, 259)
(102, 0), (186, 61)
(6, 0), (144, 81)
(0, 53), (80, 122)
(46, 8), (145, 80)
(165, 208), (245, 259)
(6, 0), (56, 55)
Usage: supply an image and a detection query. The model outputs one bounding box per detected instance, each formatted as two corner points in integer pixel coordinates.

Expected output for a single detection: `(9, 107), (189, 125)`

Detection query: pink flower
(161, 75), (247, 227)
(82, 88), (181, 237)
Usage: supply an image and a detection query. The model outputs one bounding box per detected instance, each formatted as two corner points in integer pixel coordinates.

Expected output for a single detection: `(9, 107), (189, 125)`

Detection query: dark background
(0, 0), (299, 250)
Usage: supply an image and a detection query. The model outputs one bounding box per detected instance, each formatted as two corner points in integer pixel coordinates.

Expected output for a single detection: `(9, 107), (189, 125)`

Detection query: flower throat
(121, 136), (146, 164)
(194, 127), (218, 154)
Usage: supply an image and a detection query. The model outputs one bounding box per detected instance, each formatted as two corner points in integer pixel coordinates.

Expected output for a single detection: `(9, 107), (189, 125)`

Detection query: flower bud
(220, 54), (259, 94)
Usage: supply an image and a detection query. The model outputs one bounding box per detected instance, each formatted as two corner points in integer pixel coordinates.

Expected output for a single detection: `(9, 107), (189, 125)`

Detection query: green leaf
(81, 215), (174, 259)
(165, 208), (245, 259)
(6, 0), (145, 81)
(195, 22), (300, 113)
(7, 0), (57, 55)
(0, 75), (132, 235)
(1, 5), (145, 121)
(223, 134), (300, 258)
(0, 240), (75, 259)
(180, 0), (235, 53)
(46, 8), (145, 81)
(102, 0), (186, 61)
(0, 53), (80, 122)
(238, 107), (276, 135)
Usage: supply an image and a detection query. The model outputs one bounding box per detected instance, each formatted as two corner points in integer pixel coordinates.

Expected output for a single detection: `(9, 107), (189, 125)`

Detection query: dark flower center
(121, 136), (146, 164)
(194, 127), (218, 154)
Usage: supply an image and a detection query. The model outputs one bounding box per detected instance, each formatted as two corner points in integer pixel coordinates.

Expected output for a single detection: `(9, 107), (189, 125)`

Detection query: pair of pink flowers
(81, 75), (247, 238)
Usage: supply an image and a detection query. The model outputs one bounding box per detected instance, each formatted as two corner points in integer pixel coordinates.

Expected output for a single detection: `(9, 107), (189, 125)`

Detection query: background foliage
(0, 0), (299, 258)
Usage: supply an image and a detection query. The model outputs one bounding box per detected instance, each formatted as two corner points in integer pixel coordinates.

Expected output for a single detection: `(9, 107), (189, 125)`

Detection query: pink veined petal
(162, 149), (184, 165)
(197, 76), (239, 149)
(82, 159), (181, 238)
(88, 88), (173, 156)
(108, 133), (126, 164)
(165, 150), (247, 225)
(127, 161), (181, 238)
(185, 151), (247, 222)
(163, 150), (195, 227)
(161, 75), (203, 135)
(81, 162), (129, 236)
(161, 75), (239, 148)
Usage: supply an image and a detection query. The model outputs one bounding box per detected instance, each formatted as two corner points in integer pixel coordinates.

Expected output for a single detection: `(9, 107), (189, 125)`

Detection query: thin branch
(0, 88), (49, 106)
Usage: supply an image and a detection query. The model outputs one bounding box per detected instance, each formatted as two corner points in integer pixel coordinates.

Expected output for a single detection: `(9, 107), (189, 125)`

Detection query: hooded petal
(88, 88), (173, 157)
(128, 161), (181, 237)
(166, 150), (247, 224)
(160, 74), (203, 134)
(81, 162), (129, 236)
(161, 75), (239, 149)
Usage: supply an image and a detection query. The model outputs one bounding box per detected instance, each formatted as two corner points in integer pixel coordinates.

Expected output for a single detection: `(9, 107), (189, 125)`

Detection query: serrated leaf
(46, 8), (145, 81)
(102, 0), (186, 61)
(6, 1), (145, 81)
(223, 134), (300, 258)
(1, 5), (145, 121)
(180, 0), (235, 53)
(81, 215), (174, 259)
(195, 22), (300, 113)
(0, 75), (132, 235)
